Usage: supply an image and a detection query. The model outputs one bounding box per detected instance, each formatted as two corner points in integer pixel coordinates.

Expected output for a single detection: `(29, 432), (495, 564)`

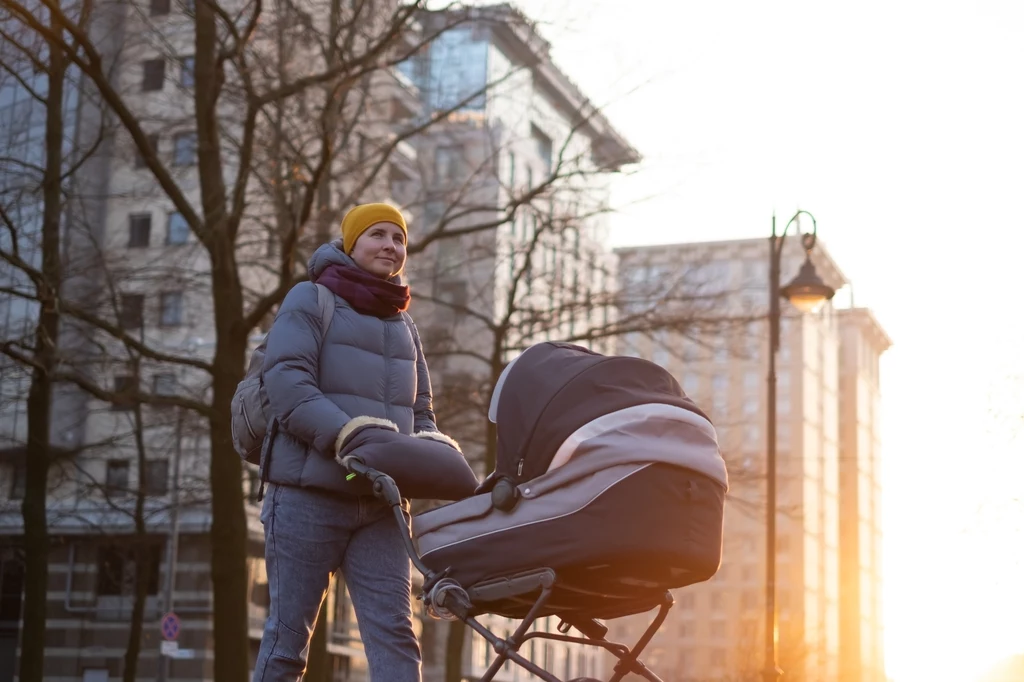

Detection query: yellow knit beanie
(340, 203), (408, 254)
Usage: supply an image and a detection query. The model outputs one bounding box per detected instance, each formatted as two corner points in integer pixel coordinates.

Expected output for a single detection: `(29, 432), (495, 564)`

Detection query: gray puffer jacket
(260, 242), (438, 495)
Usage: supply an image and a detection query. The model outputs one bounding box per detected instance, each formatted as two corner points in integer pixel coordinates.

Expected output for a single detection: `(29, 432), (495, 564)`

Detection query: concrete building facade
(401, 6), (638, 680)
(611, 237), (888, 682)
(837, 308), (891, 682)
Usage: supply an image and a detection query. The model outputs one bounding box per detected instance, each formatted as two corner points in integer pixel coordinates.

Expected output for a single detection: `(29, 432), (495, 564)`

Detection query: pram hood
(488, 342), (715, 486)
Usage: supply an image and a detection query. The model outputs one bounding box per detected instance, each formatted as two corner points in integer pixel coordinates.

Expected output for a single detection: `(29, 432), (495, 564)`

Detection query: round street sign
(160, 612), (181, 641)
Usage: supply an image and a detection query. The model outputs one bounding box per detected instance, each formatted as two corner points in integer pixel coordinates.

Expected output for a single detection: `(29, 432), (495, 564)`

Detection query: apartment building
(0, 0), (423, 679)
(399, 6), (638, 680)
(611, 237), (887, 682)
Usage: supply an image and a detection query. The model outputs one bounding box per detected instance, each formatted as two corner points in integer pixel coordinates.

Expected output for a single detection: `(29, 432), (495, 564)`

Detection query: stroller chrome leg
(465, 615), (562, 682)
(607, 591), (674, 682)
(473, 578), (564, 682)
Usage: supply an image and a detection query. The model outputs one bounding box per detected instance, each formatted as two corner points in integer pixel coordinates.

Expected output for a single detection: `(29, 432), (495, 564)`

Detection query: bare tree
(0, 2), (97, 676)
(0, 0), (511, 677)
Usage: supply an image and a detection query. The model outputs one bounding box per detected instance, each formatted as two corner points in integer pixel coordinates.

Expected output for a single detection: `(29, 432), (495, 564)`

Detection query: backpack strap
(400, 311), (415, 338)
(314, 283), (335, 345)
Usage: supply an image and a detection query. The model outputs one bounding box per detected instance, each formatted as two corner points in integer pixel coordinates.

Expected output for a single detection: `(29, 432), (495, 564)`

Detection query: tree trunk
(303, 601), (330, 682)
(123, 542), (154, 682)
(123, 391), (150, 682)
(208, 240), (252, 682)
(209, 358), (251, 682)
(19, 8), (67, 681)
(193, 0), (251, 668)
(444, 620), (466, 682)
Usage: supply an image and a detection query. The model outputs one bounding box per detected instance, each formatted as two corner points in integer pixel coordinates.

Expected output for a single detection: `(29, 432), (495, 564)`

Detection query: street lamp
(764, 210), (835, 682)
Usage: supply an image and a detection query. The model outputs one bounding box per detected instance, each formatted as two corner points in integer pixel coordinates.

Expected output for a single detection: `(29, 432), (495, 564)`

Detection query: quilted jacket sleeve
(405, 314), (438, 434)
(263, 281), (351, 455)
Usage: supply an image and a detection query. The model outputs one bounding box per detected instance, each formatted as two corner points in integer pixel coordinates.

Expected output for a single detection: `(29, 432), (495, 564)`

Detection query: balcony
(388, 134), (419, 199)
(384, 67), (421, 123)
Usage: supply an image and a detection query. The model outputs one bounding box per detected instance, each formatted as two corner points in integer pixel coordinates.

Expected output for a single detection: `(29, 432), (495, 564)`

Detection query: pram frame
(342, 456), (675, 682)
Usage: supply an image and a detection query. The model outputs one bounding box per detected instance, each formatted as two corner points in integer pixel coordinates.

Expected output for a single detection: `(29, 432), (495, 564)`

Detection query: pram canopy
(486, 341), (718, 487)
(413, 342), (728, 619)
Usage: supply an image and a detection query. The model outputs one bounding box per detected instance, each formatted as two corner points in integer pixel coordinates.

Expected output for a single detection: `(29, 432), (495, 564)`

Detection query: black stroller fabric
(487, 342), (711, 487)
(413, 342), (728, 619)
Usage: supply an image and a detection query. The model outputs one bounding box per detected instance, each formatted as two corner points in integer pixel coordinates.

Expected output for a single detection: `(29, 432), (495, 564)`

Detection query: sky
(512, 1), (1024, 680)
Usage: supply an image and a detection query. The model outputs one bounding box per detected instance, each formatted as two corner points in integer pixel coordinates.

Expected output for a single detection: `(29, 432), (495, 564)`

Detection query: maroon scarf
(314, 263), (410, 318)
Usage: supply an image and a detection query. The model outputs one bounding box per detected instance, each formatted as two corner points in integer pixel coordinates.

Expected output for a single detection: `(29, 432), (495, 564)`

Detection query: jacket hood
(307, 239), (405, 285)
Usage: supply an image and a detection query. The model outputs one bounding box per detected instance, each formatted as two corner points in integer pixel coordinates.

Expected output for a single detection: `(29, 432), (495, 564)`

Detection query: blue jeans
(252, 484), (421, 681)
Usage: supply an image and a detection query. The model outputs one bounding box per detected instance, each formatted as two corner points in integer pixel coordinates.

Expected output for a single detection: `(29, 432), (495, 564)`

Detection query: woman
(252, 203), (456, 681)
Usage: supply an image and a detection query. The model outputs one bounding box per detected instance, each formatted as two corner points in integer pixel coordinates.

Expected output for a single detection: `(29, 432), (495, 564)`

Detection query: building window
(9, 462), (26, 500)
(166, 212), (189, 245)
(531, 124), (553, 175)
(96, 544), (161, 596)
(153, 373), (176, 396)
(142, 59), (165, 91)
(778, 421), (790, 447)
(744, 371), (759, 391)
(651, 337), (670, 367)
(745, 423), (759, 445)
(135, 133), (159, 168)
(714, 343), (729, 362)
(180, 56), (195, 88)
(112, 375), (138, 411)
(120, 294), (144, 330)
(128, 213), (152, 248)
(159, 291), (183, 326)
(435, 279), (468, 307)
(711, 620), (725, 637)
(151, 0), (170, 14)
(172, 132), (197, 166)
(777, 534), (790, 556)
(143, 459), (169, 496)
(105, 460), (130, 496)
(434, 145), (459, 183)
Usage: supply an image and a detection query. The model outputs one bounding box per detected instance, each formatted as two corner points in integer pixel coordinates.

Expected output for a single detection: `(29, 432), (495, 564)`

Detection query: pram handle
(339, 455), (402, 507)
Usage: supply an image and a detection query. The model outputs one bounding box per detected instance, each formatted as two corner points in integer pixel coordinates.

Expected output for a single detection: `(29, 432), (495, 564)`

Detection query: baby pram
(340, 342), (728, 682)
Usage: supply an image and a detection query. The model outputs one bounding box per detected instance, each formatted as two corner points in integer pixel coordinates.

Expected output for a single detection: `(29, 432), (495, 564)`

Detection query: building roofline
(615, 235), (850, 289)
(427, 4), (641, 170)
(838, 307), (894, 352)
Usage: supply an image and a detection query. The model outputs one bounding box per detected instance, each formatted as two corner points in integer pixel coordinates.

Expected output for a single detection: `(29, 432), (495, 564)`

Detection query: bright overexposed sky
(513, 1), (1024, 680)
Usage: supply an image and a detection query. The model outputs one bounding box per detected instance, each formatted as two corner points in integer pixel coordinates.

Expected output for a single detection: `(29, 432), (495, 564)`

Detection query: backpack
(231, 283), (335, 464)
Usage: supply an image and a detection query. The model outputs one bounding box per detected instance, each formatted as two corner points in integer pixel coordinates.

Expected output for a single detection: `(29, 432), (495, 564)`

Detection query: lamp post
(764, 210), (835, 682)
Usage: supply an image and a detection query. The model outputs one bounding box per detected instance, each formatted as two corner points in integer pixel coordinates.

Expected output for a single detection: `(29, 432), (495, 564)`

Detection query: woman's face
(350, 221), (407, 279)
